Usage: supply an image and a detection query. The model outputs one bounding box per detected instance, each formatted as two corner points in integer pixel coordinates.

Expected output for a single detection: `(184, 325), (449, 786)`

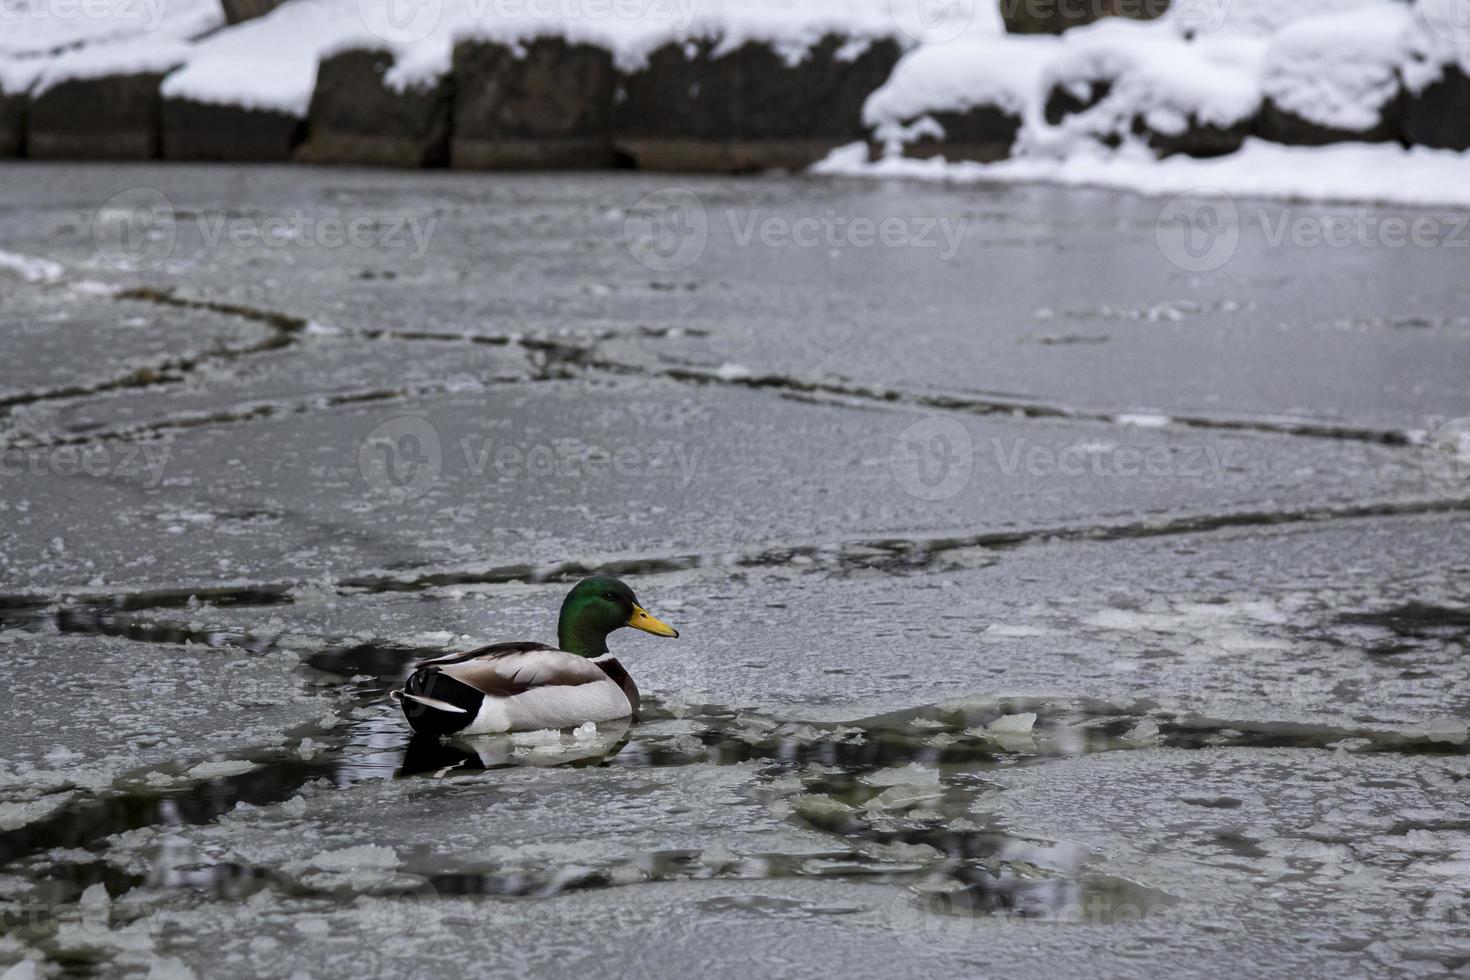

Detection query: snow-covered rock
(1002, 0), (1169, 35)
(27, 41), (190, 158)
(0, 0), (219, 156)
(615, 31), (903, 171)
(1258, 2), (1415, 143)
(299, 47), (452, 167)
(161, 0), (356, 117)
(1401, 0), (1470, 151)
(452, 36), (618, 169)
(863, 36), (1056, 161)
(1039, 20), (1262, 157)
(160, 0), (911, 169)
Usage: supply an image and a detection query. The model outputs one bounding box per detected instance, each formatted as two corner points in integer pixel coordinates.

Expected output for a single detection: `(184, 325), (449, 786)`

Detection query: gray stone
(300, 48), (452, 168)
(1257, 94), (1405, 146)
(451, 37), (617, 169)
(874, 105), (1023, 163)
(26, 73), (164, 160)
(1046, 76), (1249, 157)
(1043, 79), (1111, 125)
(160, 97), (304, 161)
(0, 89), (24, 156)
(220, 0), (290, 23)
(1001, 0), (1170, 34)
(1404, 62), (1470, 152)
(615, 34), (901, 173)
(1136, 114), (1251, 158)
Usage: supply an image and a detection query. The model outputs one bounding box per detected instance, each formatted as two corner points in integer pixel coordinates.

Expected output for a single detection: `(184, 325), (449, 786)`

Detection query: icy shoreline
(815, 138), (1470, 211)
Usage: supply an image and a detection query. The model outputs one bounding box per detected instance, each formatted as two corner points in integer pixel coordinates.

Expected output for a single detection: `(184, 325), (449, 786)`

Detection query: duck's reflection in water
(398, 718), (633, 776)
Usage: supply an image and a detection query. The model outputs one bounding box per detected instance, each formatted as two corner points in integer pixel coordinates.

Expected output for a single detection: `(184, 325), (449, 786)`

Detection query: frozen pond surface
(0, 164), (1467, 978)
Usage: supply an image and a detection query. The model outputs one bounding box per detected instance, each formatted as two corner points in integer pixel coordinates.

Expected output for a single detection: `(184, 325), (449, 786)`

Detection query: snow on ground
(817, 137), (1470, 210)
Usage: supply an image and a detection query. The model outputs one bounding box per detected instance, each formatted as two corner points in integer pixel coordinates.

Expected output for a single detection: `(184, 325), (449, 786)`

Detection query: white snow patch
(1123, 718), (1162, 744)
(862, 762), (941, 786)
(186, 759), (256, 780)
(0, 0), (220, 59)
(984, 623), (1051, 638)
(1114, 413), (1172, 428)
(30, 37), (192, 95)
(145, 958), (199, 980)
(987, 712), (1037, 735)
(864, 35), (1057, 129)
(0, 250), (64, 283)
(714, 362), (753, 381)
(160, 0), (354, 115)
(301, 844), (399, 871)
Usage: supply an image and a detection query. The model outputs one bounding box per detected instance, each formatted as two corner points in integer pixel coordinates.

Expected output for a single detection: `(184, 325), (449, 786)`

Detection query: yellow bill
(627, 605), (679, 638)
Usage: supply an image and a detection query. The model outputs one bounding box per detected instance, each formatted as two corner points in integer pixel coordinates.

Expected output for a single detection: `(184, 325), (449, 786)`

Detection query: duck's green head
(557, 576), (678, 658)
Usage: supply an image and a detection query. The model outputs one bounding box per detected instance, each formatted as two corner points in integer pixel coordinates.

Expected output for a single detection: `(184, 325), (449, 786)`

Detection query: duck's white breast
(461, 676), (633, 735)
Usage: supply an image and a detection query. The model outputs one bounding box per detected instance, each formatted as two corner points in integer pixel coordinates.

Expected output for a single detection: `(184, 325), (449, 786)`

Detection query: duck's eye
(603, 592), (619, 602)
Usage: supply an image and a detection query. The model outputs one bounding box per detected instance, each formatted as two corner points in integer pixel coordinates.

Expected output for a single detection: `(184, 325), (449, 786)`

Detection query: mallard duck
(390, 576), (678, 736)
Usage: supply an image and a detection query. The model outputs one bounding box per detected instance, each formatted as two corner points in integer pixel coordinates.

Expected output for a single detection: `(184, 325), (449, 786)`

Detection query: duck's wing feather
(413, 641), (555, 669)
(430, 644), (611, 698)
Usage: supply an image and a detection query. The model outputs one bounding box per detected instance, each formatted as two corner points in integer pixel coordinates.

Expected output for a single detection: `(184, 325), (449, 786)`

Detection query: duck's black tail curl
(393, 667), (483, 737)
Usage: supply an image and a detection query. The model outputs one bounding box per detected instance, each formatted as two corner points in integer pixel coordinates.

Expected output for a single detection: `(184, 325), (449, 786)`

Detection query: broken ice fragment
(987, 713), (1037, 735)
(1123, 719), (1162, 745)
